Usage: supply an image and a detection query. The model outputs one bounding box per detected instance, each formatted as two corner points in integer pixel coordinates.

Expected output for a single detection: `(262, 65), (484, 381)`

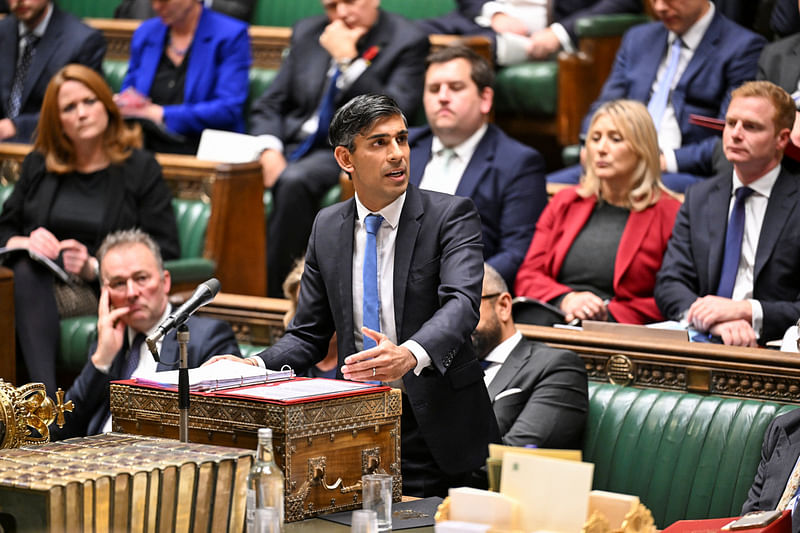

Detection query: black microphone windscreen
(204, 278), (221, 297)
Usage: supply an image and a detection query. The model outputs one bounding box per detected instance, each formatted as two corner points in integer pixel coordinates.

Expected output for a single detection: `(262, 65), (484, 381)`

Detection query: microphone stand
(177, 324), (190, 443)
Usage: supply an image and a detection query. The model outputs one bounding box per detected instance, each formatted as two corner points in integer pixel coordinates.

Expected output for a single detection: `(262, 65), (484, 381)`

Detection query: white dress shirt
(482, 331), (523, 388)
(419, 124), (487, 195)
(652, 2), (715, 173)
(352, 193), (431, 374)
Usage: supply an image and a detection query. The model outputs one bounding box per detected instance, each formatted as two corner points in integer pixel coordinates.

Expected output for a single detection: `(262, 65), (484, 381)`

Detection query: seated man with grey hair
(475, 263), (588, 448)
(51, 228), (240, 440)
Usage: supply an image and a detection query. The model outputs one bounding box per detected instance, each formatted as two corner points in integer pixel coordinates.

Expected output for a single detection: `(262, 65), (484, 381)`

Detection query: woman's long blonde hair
(578, 99), (666, 211)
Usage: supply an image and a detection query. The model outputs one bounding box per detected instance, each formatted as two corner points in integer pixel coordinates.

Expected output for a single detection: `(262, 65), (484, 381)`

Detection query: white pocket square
(494, 388), (523, 401)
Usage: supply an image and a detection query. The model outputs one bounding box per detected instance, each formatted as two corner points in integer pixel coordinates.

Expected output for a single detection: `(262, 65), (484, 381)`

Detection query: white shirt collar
(484, 330), (523, 365)
(430, 123), (489, 162)
(670, 1), (714, 51)
(354, 190), (406, 229)
(732, 163), (781, 199)
(18, 2), (53, 39)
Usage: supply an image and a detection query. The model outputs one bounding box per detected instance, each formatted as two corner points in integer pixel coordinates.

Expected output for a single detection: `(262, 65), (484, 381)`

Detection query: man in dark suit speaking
(216, 94), (499, 497)
(474, 263), (588, 449)
(52, 229), (241, 440)
(655, 81), (800, 346)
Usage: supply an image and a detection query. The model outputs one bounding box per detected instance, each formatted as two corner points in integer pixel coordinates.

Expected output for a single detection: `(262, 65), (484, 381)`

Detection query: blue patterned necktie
(289, 67), (341, 161)
(122, 333), (146, 379)
(716, 186), (754, 299)
(362, 214), (383, 350)
(647, 37), (682, 131)
(7, 33), (39, 119)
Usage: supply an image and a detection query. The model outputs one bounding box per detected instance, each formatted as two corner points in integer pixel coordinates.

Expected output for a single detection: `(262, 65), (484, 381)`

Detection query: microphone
(145, 278), (221, 361)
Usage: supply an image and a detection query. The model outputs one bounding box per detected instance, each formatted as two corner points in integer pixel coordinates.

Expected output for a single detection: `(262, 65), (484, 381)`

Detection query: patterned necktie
(716, 187), (754, 299)
(362, 214), (383, 350)
(122, 333), (146, 379)
(289, 67), (341, 161)
(776, 455), (800, 510)
(647, 37), (682, 131)
(7, 33), (39, 119)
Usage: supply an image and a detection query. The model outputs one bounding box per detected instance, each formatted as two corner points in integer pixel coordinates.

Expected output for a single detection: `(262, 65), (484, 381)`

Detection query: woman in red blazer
(515, 100), (681, 324)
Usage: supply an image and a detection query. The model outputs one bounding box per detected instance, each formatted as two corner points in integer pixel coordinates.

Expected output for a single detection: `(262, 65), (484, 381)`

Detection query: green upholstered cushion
(252, 0), (456, 26)
(0, 183), (13, 209)
(247, 68), (279, 130)
(494, 62), (558, 116)
(562, 144), (581, 166)
(56, 0), (114, 18)
(172, 198), (210, 259)
(263, 185), (340, 222)
(575, 13), (651, 38)
(239, 344), (268, 358)
(584, 383), (798, 528)
(164, 257), (216, 285)
(58, 315), (97, 372)
(102, 60), (129, 94)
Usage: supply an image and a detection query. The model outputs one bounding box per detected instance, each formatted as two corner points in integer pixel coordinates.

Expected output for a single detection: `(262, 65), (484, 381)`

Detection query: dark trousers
(266, 147), (341, 297)
(399, 393), (473, 498)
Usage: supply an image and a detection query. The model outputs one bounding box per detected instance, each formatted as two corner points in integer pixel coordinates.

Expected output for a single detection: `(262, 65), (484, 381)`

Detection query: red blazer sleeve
(609, 194), (681, 324)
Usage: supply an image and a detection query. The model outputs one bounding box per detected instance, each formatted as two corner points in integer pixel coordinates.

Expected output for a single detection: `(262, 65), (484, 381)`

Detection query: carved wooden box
(109, 382), (402, 522)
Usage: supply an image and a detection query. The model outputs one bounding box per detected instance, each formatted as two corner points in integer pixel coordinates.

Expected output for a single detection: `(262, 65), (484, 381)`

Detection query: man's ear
(334, 146), (355, 175)
(496, 292), (513, 322)
(776, 128), (792, 153)
(162, 269), (171, 294)
(479, 86), (494, 116)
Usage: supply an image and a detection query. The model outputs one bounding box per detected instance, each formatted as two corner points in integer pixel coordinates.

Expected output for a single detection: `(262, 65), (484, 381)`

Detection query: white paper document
(134, 359), (294, 391)
(215, 378), (378, 401)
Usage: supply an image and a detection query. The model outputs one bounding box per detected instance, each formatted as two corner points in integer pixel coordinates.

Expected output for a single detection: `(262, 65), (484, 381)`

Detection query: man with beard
(475, 263), (588, 448)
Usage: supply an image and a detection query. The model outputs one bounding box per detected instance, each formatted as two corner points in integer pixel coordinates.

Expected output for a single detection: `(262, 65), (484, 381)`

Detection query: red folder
(661, 510), (791, 533)
(688, 114), (800, 162)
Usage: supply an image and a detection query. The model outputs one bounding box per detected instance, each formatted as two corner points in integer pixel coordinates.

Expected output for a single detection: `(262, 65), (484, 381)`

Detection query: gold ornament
(0, 379), (73, 448)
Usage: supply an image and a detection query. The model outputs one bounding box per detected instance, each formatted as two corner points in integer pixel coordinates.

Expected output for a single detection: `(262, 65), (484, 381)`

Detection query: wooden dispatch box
(109, 381), (402, 522)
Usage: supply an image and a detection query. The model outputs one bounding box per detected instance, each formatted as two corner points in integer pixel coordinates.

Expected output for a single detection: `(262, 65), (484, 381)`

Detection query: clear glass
(351, 509), (379, 533)
(362, 474), (392, 532)
(253, 507), (281, 533)
(246, 428), (285, 533)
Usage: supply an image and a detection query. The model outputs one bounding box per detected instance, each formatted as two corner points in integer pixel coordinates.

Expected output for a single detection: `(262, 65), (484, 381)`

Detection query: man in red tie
(655, 81), (799, 346)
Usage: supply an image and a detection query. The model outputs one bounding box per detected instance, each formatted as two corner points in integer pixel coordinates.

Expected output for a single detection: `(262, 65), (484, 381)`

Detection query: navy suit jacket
(742, 408), (800, 533)
(585, 10), (765, 175)
(0, 5), (106, 143)
(489, 337), (588, 449)
(52, 316), (241, 440)
(757, 33), (800, 95)
(655, 169), (800, 343)
(409, 124), (547, 288)
(121, 6), (251, 136)
(256, 184), (499, 476)
(248, 10), (428, 142)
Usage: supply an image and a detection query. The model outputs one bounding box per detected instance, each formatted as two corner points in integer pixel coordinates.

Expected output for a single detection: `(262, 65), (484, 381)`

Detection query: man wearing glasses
(51, 228), (240, 440)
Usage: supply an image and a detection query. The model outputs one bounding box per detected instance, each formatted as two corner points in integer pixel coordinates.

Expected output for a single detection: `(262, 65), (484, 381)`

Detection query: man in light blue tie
(655, 81), (800, 346)
(226, 94), (499, 497)
(547, 0), (766, 192)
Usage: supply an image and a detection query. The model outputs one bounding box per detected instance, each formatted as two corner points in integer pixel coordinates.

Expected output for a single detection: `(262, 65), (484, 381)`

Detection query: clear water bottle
(246, 428), (285, 532)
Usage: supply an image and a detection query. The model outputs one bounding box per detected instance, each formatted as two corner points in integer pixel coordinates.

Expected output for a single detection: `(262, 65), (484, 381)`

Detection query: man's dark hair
(328, 94), (407, 151)
(425, 44), (494, 91)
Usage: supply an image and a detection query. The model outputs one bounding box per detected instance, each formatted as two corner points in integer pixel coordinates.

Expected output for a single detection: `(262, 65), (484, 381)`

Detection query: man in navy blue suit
(52, 229), (241, 440)
(417, 0), (641, 65)
(409, 45), (546, 288)
(0, 0), (106, 142)
(215, 94), (499, 497)
(655, 81), (800, 346)
(548, 0), (766, 192)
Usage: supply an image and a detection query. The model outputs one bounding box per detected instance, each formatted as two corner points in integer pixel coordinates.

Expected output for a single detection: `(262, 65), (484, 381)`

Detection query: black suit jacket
(488, 337), (588, 449)
(0, 5), (106, 143)
(742, 408), (800, 533)
(248, 10), (429, 143)
(757, 33), (800, 95)
(257, 184), (499, 476)
(655, 169), (800, 343)
(409, 124), (547, 289)
(0, 149), (180, 260)
(52, 316), (240, 440)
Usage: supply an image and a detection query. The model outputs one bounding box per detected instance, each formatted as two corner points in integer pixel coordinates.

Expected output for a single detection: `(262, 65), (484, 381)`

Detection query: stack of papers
(134, 359), (294, 391)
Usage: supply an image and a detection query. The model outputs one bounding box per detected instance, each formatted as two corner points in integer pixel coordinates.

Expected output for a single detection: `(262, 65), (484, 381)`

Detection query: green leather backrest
(252, 0), (455, 26)
(247, 68), (279, 130)
(0, 184), (13, 209)
(584, 383), (799, 528)
(494, 62), (558, 117)
(102, 59), (129, 94)
(59, 315), (98, 371)
(575, 13), (651, 38)
(56, 0), (115, 18)
(172, 198), (210, 259)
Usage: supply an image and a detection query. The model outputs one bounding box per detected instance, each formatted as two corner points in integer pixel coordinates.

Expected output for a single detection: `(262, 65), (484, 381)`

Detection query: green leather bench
(585, 382), (798, 528)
